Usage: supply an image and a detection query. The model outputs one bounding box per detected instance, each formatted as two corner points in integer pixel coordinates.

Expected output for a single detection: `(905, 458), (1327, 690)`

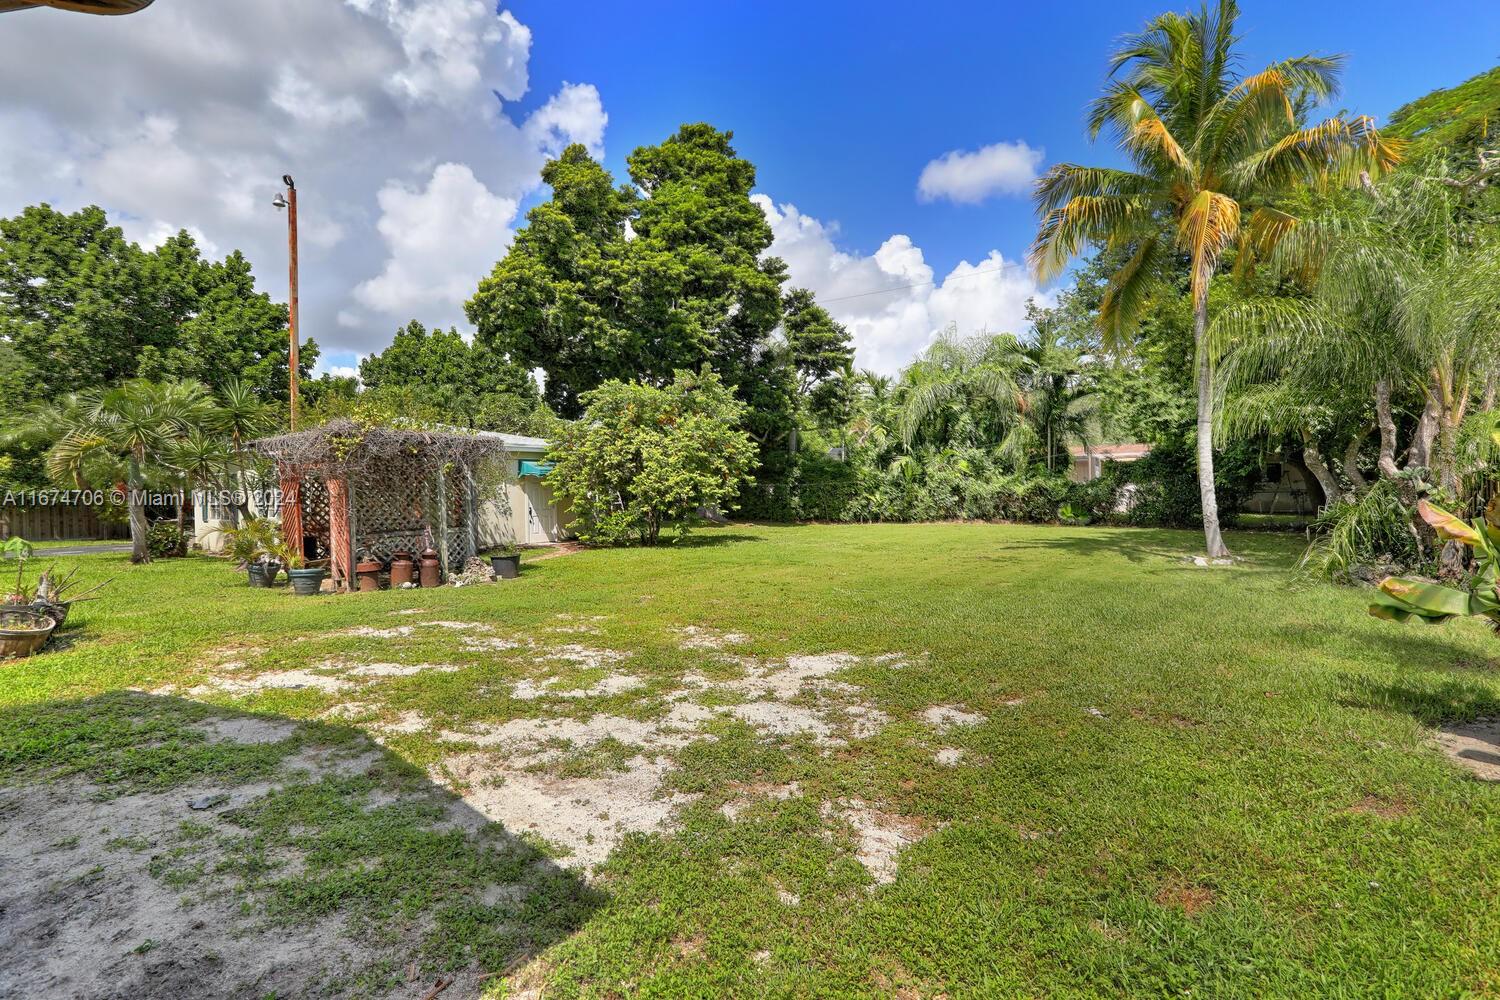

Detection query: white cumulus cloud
(355, 164), (519, 319)
(755, 196), (1047, 375)
(917, 140), (1044, 204)
(0, 0), (605, 361)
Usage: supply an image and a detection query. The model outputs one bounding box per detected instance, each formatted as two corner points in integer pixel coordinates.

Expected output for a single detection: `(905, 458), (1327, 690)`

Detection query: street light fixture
(273, 175), (300, 430)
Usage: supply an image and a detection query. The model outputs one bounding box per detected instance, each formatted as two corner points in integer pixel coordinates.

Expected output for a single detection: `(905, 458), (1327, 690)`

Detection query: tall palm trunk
(127, 449), (150, 564)
(1193, 299), (1230, 558)
(1374, 380), (1400, 479)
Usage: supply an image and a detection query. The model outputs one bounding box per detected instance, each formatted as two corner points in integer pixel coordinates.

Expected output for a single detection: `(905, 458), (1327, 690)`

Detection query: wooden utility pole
(276, 174), (300, 430)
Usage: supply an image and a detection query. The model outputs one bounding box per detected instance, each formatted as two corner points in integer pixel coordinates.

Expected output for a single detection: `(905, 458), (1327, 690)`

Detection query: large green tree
(467, 125), (849, 472)
(1028, 0), (1400, 557)
(0, 205), (313, 406)
(546, 368), (757, 545)
(357, 319), (539, 428)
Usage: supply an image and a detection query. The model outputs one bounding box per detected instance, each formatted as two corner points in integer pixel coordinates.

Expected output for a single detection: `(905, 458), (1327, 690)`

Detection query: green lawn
(3, 522), (1499, 998)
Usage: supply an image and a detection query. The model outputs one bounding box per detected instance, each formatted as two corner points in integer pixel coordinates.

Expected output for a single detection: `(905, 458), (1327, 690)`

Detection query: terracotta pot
(355, 559), (383, 593)
(389, 552), (415, 588)
(419, 547), (441, 588)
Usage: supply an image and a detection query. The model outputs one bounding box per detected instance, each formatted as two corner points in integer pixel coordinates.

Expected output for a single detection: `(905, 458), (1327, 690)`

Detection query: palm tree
(166, 429), (232, 555)
(1010, 326), (1098, 473)
(1028, 0), (1400, 557)
(214, 378), (276, 527)
(45, 379), (215, 562)
(1215, 173), (1500, 498)
(894, 329), (1025, 455)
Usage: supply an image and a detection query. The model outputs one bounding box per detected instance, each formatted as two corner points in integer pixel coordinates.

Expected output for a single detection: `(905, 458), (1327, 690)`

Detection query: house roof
(473, 430), (551, 453)
(1069, 443), (1152, 459)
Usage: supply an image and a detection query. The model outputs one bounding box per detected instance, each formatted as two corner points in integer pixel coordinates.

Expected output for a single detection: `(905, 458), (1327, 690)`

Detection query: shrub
(147, 520), (184, 559)
(547, 369), (757, 545)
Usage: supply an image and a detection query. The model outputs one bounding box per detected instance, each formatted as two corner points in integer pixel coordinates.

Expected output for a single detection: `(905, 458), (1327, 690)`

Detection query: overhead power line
(816, 259), (1030, 305)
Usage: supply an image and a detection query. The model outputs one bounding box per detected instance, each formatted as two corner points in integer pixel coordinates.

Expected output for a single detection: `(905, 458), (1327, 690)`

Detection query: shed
(473, 431), (572, 546)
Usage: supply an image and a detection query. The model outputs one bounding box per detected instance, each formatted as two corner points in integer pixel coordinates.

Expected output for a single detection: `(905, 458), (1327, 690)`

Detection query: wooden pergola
(251, 422), (512, 593)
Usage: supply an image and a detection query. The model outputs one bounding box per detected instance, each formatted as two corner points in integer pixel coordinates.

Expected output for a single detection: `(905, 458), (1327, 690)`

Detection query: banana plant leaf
(1376, 576), (1475, 618)
(1417, 499), (1483, 546)
(0, 0), (152, 13)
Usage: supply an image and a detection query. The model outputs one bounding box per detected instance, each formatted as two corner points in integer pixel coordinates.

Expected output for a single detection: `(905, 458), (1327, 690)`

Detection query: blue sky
(513, 0), (1500, 282)
(2, 0), (1493, 376)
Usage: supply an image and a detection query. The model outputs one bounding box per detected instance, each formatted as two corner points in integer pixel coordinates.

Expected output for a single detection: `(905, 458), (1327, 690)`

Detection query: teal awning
(518, 460), (553, 478)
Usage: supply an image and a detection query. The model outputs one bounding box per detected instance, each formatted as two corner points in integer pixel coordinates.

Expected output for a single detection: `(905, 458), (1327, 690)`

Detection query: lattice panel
(350, 474), (471, 573)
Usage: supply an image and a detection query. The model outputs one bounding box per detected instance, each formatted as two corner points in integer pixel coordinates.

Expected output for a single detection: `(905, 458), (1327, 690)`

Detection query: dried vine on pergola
(251, 420), (513, 489)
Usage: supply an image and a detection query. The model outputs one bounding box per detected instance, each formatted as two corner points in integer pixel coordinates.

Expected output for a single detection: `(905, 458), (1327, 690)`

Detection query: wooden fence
(0, 505), (129, 542)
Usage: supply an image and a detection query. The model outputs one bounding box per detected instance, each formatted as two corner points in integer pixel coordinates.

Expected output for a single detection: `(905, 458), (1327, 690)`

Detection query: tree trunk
(127, 452), (150, 564)
(1407, 393), (1440, 470)
(1301, 432), (1340, 509)
(1374, 380), (1400, 479)
(1193, 298), (1230, 558)
(1437, 411), (1462, 498)
(1342, 425), (1371, 493)
(174, 492), (187, 557)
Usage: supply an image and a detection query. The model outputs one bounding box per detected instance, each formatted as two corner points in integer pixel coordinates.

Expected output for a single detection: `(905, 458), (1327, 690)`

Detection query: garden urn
(419, 547), (441, 588)
(355, 559), (383, 592)
(389, 551), (415, 588)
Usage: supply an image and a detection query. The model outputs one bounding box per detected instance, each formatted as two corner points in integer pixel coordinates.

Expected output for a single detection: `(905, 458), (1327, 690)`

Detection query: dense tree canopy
(467, 124), (851, 473)
(0, 205), (313, 405)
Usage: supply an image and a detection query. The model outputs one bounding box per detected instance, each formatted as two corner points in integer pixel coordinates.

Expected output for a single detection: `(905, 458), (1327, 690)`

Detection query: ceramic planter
(247, 561), (282, 587)
(0, 608), (56, 660)
(490, 553), (520, 579)
(288, 567), (327, 596)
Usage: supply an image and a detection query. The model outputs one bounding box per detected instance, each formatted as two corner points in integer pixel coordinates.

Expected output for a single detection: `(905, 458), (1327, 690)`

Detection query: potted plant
(275, 531), (328, 596)
(0, 607), (56, 660)
(224, 518), (282, 587)
(488, 544), (521, 580)
(2, 542), (111, 631)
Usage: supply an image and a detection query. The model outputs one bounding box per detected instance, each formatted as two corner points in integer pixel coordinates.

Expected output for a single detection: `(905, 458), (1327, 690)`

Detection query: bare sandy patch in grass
(823, 799), (933, 886)
(719, 781), (801, 821)
(672, 651), (890, 747)
(0, 752), (389, 998)
(193, 716), (299, 745)
(922, 705), (985, 731)
(933, 747), (965, 767)
(187, 669), (356, 698)
(1433, 718), (1500, 781)
(677, 626), (750, 650)
(440, 752), (697, 871)
(511, 674), (645, 700)
(321, 659), (461, 678)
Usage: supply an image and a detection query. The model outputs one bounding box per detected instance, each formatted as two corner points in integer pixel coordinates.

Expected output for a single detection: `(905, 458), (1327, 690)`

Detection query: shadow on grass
(1337, 673), (1500, 726)
(971, 525), (1292, 570)
(0, 690), (604, 999)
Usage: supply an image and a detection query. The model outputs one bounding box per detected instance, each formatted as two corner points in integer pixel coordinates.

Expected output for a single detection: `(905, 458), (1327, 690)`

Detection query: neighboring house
(1067, 443), (1152, 483)
(1243, 455), (1321, 515)
(193, 431), (572, 554)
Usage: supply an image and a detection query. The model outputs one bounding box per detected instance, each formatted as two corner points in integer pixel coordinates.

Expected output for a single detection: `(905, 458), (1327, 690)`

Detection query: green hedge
(738, 442), (1258, 529)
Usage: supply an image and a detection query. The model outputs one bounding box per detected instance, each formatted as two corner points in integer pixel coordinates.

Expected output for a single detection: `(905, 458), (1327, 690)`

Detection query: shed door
(523, 477), (557, 543)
